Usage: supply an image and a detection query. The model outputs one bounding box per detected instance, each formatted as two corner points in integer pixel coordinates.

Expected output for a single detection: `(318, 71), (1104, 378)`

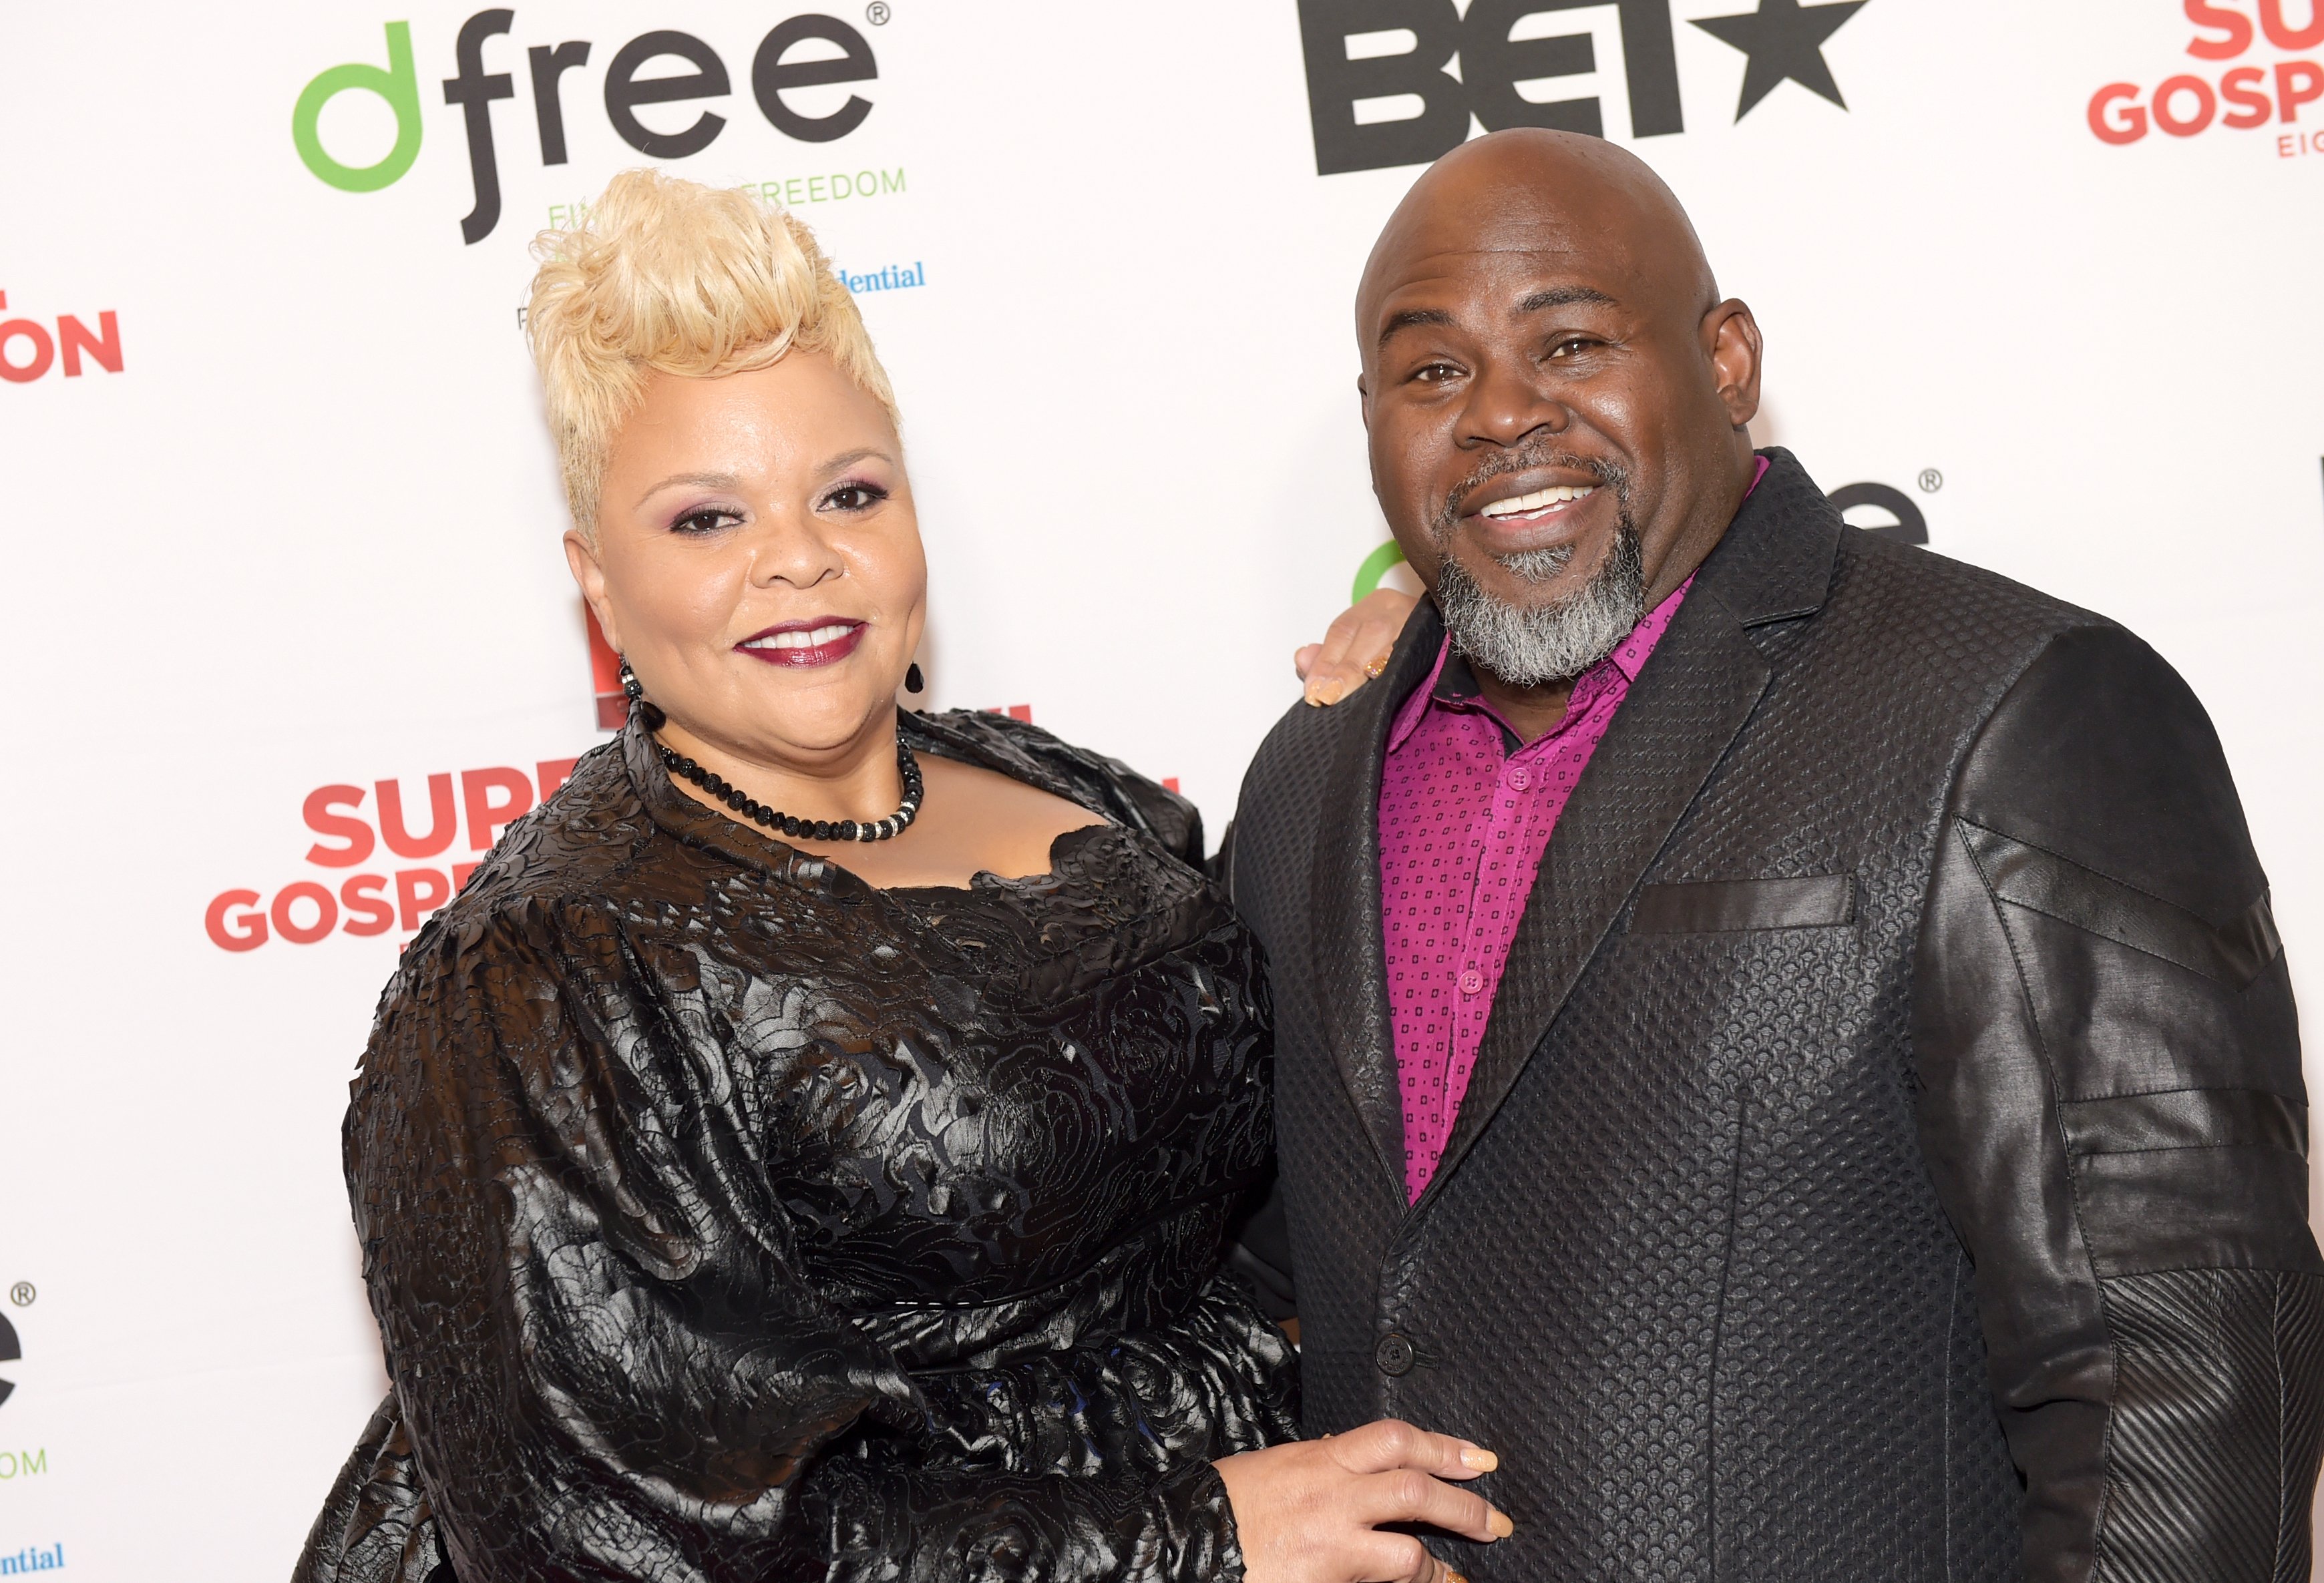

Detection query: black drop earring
(616, 658), (666, 731)
(904, 662), (925, 694)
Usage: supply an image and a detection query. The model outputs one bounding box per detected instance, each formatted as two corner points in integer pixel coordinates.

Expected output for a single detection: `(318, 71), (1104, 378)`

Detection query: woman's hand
(1215, 1418), (1511, 1583)
(1296, 589), (1420, 707)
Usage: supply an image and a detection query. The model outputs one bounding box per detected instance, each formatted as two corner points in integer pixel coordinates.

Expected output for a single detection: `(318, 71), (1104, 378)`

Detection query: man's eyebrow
(1517, 286), (1619, 313)
(1376, 307), (1457, 353)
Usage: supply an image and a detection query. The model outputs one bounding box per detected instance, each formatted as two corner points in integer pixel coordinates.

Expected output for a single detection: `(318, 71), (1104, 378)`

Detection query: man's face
(1358, 156), (1758, 684)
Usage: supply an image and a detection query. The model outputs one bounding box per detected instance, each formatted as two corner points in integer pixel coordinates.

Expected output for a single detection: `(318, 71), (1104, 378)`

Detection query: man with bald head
(1226, 130), (2321, 1582)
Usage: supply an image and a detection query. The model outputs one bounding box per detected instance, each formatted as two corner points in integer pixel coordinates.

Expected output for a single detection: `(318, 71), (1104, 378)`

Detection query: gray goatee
(1432, 461), (1647, 688)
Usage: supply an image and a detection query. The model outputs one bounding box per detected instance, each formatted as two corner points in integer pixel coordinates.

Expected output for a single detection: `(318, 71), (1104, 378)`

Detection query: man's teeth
(746, 623), (857, 650)
(1478, 485), (1597, 519)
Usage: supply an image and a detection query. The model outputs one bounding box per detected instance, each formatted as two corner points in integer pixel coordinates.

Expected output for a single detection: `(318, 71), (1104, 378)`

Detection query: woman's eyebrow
(634, 470), (743, 507)
(817, 447), (888, 473)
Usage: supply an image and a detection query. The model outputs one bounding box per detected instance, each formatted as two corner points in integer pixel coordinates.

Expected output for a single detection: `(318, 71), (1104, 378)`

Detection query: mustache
(1432, 447), (1631, 543)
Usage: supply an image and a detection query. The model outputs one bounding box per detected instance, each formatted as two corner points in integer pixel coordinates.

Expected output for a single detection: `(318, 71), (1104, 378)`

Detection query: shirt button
(1459, 968), (1484, 996)
(1507, 766), (1531, 791)
(1376, 1332), (1416, 1377)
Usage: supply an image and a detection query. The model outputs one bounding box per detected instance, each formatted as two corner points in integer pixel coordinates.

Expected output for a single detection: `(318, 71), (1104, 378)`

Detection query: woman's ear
(564, 529), (621, 654)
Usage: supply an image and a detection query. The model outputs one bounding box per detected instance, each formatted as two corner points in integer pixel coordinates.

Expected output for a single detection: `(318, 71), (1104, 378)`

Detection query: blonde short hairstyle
(527, 168), (900, 535)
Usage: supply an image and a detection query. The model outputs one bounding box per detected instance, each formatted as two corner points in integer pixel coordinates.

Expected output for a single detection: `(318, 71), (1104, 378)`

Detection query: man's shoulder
(1241, 687), (1370, 827)
(1825, 525), (2108, 650)
(1227, 684), (1379, 923)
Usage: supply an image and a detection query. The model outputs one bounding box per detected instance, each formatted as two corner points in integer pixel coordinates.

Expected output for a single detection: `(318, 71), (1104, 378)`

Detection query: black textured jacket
(1226, 451), (2321, 1582)
(296, 709), (1296, 1583)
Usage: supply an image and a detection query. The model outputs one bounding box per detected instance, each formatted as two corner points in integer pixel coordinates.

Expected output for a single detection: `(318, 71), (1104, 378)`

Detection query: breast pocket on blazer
(1629, 874), (1857, 933)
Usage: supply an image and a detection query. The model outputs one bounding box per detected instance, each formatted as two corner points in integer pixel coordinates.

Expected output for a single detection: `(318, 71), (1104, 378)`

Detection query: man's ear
(1704, 299), (1763, 429)
(563, 529), (622, 654)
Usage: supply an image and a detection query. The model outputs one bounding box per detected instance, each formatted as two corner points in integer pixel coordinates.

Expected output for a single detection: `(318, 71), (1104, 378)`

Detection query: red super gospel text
(205, 759), (579, 951)
(2089, 0), (2324, 143)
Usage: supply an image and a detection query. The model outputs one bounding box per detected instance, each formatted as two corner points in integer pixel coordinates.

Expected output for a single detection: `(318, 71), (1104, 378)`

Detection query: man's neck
(1473, 670), (1578, 747)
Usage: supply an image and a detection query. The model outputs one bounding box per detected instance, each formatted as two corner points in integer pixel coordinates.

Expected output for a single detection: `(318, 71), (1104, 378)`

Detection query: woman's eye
(672, 509), (739, 535)
(823, 483), (888, 512)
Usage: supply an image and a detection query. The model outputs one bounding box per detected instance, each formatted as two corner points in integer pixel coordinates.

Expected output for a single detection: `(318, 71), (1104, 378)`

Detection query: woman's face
(569, 351), (923, 770)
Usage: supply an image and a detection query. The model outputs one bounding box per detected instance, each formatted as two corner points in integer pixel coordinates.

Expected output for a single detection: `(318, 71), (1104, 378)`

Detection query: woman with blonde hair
(294, 170), (1488, 1583)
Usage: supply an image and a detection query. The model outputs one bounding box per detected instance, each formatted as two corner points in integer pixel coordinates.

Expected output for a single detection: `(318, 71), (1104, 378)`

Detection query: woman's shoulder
(381, 742), (660, 994)
(904, 708), (1205, 866)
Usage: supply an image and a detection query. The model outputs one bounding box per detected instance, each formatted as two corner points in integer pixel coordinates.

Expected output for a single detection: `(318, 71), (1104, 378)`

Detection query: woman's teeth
(1477, 484), (1597, 519)
(745, 623), (857, 650)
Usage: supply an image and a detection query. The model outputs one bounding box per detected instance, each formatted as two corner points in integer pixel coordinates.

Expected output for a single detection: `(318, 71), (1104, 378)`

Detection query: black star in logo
(1692, 0), (1870, 121)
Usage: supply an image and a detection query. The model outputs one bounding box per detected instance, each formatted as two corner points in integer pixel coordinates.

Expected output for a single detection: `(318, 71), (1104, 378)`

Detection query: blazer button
(1375, 1332), (1416, 1377)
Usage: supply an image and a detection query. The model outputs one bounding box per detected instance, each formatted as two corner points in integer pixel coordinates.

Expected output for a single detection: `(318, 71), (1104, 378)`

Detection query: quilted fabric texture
(1230, 449), (2321, 1582)
(295, 709), (1296, 1583)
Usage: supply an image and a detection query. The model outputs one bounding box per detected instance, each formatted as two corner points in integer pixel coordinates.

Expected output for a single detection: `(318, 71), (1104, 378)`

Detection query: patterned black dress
(295, 710), (1295, 1583)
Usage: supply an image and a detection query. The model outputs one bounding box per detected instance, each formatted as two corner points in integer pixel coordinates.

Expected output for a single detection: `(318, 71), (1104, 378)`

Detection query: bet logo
(0, 1311), (19, 1408)
(1294, 0), (1869, 176)
(293, 11), (879, 244)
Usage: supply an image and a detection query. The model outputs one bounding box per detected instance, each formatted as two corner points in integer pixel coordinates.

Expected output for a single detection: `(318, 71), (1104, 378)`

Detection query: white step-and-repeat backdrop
(2, 1), (2321, 1575)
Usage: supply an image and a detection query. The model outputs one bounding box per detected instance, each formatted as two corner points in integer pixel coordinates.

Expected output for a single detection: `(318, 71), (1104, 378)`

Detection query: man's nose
(1457, 358), (1568, 451)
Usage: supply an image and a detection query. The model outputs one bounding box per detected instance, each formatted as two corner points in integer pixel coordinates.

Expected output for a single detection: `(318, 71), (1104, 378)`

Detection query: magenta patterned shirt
(1378, 577), (1693, 1202)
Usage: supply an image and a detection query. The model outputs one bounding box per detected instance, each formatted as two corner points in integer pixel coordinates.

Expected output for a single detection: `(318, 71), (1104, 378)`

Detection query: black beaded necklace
(622, 659), (925, 843)
(657, 733), (923, 843)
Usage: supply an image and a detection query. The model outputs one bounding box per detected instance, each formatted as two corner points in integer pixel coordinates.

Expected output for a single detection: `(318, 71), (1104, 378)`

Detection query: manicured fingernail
(1460, 1447), (1499, 1472)
(1487, 1509), (1514, 1539)
(1314, 681), (1346, 706)
(1447, 1574), (1469, 1583)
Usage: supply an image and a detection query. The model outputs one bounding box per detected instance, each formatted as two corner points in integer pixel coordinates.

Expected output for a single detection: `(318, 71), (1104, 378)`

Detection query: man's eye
(1549, 337), (1599, 360)
(1412, 362), (1461, 384)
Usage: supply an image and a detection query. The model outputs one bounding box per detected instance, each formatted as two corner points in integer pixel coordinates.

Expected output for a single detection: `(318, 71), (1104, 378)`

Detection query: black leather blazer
(296, 709), (1296, 1583)
(1227, 450), (2321, 1582)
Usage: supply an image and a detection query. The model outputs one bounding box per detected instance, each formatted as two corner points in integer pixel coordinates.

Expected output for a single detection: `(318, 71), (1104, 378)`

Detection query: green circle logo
(1352, 539), (1407, 604)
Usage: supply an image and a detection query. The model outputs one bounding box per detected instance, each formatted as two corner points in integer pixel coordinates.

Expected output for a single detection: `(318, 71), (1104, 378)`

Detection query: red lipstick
(735, 618), (867, 668)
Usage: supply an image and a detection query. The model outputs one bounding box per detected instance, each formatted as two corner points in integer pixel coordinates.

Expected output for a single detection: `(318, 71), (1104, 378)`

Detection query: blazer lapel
(1309, 600), (1448, 1200)
(1416, 450), (1843, 1208)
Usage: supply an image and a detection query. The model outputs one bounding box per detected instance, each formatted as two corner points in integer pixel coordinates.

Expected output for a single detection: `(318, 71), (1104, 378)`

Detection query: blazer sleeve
(1911, 624), (2324, 1583)
(348, 900), (1265, 1583)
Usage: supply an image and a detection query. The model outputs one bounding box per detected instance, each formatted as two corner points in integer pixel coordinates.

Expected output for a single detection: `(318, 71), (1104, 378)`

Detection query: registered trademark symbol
(865, 1), (891, 23)
(7, 1283), (31, 1308)
(1917, 468), (1944, 494)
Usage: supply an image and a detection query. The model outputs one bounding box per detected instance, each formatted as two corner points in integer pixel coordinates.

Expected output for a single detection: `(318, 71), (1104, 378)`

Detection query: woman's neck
(654, 710), (906, 827)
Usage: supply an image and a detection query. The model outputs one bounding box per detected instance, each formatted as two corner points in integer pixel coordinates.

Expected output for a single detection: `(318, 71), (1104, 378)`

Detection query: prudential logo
(293, 11), (881, 244)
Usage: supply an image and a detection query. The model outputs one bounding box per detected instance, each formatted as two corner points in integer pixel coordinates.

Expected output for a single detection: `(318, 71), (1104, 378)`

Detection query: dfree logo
(0, 291), (123, 386)
(293, 11), (880, 243)
(2088, 1), (2324, 150)
(1296, 0), (1871, 176)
